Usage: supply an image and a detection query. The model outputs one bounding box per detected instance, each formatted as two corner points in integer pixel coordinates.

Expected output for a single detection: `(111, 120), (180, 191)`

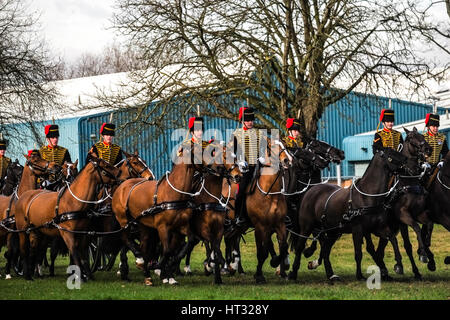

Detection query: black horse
(288, 148), (409, 282)
(374, 127), (433, 280)
(1, 160), (23, 196)
(424, 151), (450, 265)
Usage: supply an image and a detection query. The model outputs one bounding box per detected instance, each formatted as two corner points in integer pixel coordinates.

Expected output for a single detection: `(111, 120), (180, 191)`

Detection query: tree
(0, 0), (61, 147)
(111, 0), (450, 138)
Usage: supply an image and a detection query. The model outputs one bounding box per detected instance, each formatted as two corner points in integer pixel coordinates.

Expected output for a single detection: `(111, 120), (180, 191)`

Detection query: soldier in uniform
(0, 137), (11, 191)
(423, 113), (448, 168)
(39, 124), (72, 165)
(372, 109), (404, 154)
(89, 123), (123, 166)
(232, 107), (266, 227)
(39, 124), (71, 190)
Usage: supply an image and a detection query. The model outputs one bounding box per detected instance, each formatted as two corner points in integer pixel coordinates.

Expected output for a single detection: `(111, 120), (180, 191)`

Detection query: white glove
(258, 157), (266, 164)
(421, 162), (431, 171)
(238, 161), (249, 173)
(437, 161), (444, 168)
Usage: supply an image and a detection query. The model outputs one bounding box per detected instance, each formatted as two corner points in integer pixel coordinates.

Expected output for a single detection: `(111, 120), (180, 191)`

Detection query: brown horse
(0, 152), (60, 279)
(181, 143), (243, 284)
(112, 143), (208, 285)
(88, 150), (155, 273)
(233, 138), (292, 283)
(14, 154), (120, 281)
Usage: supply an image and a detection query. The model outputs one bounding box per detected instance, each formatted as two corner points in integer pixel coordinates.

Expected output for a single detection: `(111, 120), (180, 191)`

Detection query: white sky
(29, 0), (119, 63)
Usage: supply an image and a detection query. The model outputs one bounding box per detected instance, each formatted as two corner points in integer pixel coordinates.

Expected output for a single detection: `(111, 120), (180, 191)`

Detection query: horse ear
(134, 150), (138, 156)
(413, 127), (418, 132)
(403, 127), (409, 134)
(74, 159), (79, 167)
(122, 150), (131, 158)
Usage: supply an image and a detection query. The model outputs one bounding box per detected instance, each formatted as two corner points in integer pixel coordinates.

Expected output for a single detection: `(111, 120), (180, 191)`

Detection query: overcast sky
(29, 0), (119, 63)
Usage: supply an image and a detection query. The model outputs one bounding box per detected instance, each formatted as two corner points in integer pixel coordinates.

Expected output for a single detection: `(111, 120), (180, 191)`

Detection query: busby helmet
(0, 138), (7, 150)
(188, 117), (204, 132)
(27, 149), (40, 157)
(425, 113), (440, 127)
(286, 118), (301, 131)
(45, 124), (60, 138)
(238, 107), (255, 122)
(380, 109), (395, 122)
(100, 123), (116, 136)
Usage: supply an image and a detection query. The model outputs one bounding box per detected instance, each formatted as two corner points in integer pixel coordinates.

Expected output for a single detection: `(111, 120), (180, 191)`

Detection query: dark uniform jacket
(0, 156), (11, 181)
(423, 131), (449, 165)
(39, 145), (71, 166)
(89, 141), (123, 166)
(373, 128), (404, 154)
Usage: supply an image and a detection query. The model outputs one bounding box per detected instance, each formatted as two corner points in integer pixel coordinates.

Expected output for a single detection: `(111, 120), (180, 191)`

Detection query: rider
(0, 137), (11, 191)
(423, 113), (448, 168)
(39, 124), (71, 190)
(232, 106), (265, 227)
(89, 123), (123, 166)
(372, 109), (404, 154)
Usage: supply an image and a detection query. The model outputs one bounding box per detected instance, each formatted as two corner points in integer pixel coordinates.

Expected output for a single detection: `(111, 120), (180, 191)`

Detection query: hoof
(307, 260), (320, 270)
(288, 271), (297, 281)
(135, 258), (145, 271)
(419, 255), (429, 264)
(394, 264), (404, 275)
(144, 277), (153, 286)
(427, 260), (436, 272)
(356, 274), (366, 281)
(270, 256), (281, 268)
(328, 274), (340, 283)
(5, 274), (12, 280)
(184, 265), (192, 275)
(154, 269), (161, 276)
(444, 256), (450, 265)
(254, 274), (266, 284)
(414, 273), (423, 281)
(381, 274), (393, 281)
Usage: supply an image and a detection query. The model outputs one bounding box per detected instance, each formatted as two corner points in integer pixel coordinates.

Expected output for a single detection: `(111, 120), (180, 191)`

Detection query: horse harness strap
(194, 202), (227, 213)
(136, 200), (197, 220)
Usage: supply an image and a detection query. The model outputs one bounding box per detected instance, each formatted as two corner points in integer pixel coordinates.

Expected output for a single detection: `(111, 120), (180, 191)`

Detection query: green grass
(0, 226), (449, 300)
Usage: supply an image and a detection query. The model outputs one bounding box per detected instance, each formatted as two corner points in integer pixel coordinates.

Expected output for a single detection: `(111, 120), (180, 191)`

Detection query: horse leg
(399, 211), (430, 264)
(366, 235), (393, 281)
(421, 222), (436, 272)
(78, 235), (94, 281)
(18, 232), (32, 280)
(60, 232), (86, 282)
(254, 226), (270, 284)
(352, 228), (365, 281)
(288, 235), (307, 281)
(28, 232), (41, 279)
(4, 233), (19, 279)
(184, 238), (200, 276)
(322, 233), (340, 283)
(399, 224), (422, 280)
(274, 223), (289, 279)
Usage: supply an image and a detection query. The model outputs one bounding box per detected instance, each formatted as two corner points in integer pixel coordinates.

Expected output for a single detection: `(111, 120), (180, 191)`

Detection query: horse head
(293, 147), (329, 171)
(203, 142), (243, 184)
(86, 152), (121, 185)
(6, 159), (23, 184)
(306, 139), (345, 164)
(270, 138), (293, 170)
(121, 150), (155, 180)
(378, 148), (408, 174)
(403, 127), (432, 162)
(24, 150), (61, 178)
(62, 160), (79, 184)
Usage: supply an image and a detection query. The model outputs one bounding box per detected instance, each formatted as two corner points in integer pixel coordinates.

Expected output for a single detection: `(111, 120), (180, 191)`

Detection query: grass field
(0, 225), (449, 300)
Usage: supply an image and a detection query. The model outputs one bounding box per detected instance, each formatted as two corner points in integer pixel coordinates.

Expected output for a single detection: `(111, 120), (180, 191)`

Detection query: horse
(14, 154), (121, 281)
(288, 148), (409, 282)
(179, 143), (243, 284)
(111, 141), (211, 285)
(224, 138), (293, 283)
(374, 127), (434, 280)
(415, 151), (450, 266)
(300, 127), (433, 281)
(222, 142), (330, 276)
(1, 159), (23, 196)
(88, 151), (155, 274)
(0, 152), (61, 279)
